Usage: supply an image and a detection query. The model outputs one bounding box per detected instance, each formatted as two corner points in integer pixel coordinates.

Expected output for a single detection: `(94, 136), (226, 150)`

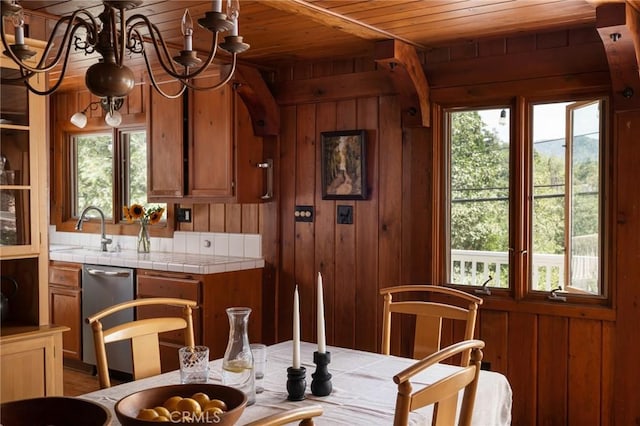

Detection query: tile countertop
(49, 245), (265, 274)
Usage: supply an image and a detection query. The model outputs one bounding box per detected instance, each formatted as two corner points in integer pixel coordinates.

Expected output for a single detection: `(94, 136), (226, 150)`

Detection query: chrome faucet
(75, 206), (112, 252)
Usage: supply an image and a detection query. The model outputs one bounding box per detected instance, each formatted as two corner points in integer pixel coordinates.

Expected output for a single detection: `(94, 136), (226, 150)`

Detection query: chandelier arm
(15, 46), (75, 96)
(127, 13), (221, 81)
(0, 11), (97, 74)
(180, 53), (237, 91)
(141, 46), (187, 99)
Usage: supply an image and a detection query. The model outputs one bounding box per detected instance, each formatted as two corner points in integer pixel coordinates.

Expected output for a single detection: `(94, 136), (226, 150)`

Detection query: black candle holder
(311, 351), (332, 397)
(286, 366), (306, 401)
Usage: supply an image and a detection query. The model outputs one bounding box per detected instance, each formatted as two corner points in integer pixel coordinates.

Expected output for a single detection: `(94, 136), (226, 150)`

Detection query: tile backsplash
(49, 226), (262, 259)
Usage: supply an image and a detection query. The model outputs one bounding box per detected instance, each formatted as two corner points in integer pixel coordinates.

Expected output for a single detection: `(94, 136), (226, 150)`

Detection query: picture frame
(321, 129), (367, 200)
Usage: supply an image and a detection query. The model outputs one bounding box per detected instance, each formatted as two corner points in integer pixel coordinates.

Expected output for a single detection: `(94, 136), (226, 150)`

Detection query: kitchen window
(69, 129), (166, 224)
(442, 97), (607, 302)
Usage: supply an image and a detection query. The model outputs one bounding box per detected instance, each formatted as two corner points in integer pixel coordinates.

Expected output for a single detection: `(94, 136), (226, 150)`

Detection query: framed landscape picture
(321, 129), (367, 200)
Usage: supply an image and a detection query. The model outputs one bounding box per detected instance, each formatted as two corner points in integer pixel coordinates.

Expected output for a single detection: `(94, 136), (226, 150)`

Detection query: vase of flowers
(123, 203), (165, 253)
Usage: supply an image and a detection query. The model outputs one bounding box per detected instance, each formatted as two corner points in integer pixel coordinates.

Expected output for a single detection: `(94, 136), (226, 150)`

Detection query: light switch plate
(294, 205), (314, 222)
(337, 205), (353, 224)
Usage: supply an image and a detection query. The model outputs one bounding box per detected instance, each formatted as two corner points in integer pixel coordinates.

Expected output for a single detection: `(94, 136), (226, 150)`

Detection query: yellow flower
(148, 208), (165, 225)
(130, 204), (145, 219)
(123, 204), (165, 225)
(123, 206), (133, 223)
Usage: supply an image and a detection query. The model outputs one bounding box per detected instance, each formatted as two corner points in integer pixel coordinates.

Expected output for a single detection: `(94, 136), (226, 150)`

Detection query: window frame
(53, 124), (174, 238)
(435, 94), (612, 310)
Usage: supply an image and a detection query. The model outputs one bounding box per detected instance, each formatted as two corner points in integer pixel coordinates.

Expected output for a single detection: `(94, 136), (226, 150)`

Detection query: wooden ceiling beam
(261, 0), (426, 50)
(375, 39), (430, 127)
(596, 2), (640, 109)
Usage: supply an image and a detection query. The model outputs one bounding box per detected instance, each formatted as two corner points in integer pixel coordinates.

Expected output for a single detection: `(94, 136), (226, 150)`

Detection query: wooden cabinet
(137, 268), (262, 371)
(147, 79), (265, 203)
(137, 272), (203, 372)
(0, 38), (66, 400)
(0, 325), (67, 402)
(48, 262), (82, 360)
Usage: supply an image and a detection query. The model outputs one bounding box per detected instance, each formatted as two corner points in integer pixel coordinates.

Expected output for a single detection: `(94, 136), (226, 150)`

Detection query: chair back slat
(103, 317), (188, 344)
(131, 333), (162, 380)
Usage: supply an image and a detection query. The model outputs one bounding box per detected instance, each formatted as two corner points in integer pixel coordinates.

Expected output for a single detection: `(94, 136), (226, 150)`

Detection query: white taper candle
(317, 272), (326, 353)
(293, 285), (301, 368)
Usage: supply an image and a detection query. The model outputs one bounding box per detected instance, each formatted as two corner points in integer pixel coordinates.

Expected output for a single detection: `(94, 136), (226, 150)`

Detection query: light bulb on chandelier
(70, 97), (125, 129)
(0, 0), (250, 100)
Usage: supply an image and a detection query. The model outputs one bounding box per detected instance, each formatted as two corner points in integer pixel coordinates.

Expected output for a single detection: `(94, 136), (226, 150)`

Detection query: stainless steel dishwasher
(82, 264), (135, 375)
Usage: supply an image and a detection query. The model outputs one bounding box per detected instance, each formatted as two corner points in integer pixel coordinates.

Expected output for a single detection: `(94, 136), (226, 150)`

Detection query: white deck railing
(450, 249), (589, 290)
(451, 249), (598, 291)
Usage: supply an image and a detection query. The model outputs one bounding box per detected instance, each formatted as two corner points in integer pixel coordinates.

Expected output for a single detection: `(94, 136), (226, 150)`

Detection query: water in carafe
(222, 307), (255, 405)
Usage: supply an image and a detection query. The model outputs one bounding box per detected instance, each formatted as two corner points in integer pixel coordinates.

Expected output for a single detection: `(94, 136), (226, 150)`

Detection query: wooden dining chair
(393, 339), (485, 426)
(244, 405), (324, 426)
(86, 297), (197, 389)
(380, 285), (483, 365)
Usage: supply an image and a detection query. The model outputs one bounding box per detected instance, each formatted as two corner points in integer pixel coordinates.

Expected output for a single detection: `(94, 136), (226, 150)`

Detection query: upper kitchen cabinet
(147, 75), (267, 204)
(0, 37), (49, 326)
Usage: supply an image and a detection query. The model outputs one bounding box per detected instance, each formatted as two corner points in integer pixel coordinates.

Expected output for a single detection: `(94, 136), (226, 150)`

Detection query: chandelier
(0, 0), (250, 105)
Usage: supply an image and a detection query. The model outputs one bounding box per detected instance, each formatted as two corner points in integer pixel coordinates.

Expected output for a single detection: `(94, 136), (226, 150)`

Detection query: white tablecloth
(80, 341), (512, 425)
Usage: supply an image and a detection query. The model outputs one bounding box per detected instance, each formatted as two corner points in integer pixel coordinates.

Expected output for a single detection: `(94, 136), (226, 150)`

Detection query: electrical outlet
(176, 208), (192, 223)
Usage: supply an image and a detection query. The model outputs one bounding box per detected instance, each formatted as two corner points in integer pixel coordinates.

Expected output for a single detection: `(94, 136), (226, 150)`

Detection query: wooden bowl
(0, 396), (111, 426)
(115, 383), (247, 425)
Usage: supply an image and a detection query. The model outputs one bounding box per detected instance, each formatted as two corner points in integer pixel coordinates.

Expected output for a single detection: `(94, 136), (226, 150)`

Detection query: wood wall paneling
(508, 312), (537, 425)
(354, 97), (380, 354)
(293, 103), (317, 346)
(568, 319), (601, 425)
(377, 95), (404, 354)
(537, 315), (568, 425)
(314, 102), (338, 349)
(613, 109), (640, 425)
(333, 100), (358, 349)
(277, 105), (298, 343)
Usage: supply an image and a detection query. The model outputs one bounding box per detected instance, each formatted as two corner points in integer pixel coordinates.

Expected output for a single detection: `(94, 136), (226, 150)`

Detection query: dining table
(80, 341), (512, 425)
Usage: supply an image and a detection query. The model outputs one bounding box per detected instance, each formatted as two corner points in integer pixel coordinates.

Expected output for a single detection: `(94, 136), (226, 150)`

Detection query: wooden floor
(63, 363), (125, 396)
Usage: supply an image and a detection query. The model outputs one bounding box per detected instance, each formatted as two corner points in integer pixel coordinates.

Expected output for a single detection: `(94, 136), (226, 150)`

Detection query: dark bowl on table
(0, 396), (111, 426)
(115, 383), (247, 425)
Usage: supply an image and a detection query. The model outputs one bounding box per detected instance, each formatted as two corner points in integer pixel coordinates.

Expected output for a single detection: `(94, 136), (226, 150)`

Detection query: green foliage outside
(76, 133), (113, 217)
(75, 130), (152, 220)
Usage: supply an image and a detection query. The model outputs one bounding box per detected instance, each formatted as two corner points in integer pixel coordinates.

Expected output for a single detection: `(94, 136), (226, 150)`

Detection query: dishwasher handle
(86, 268), (131, 278)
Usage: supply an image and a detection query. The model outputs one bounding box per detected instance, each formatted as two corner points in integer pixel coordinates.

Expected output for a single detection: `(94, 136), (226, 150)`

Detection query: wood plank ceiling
(14, 0), (610, 90)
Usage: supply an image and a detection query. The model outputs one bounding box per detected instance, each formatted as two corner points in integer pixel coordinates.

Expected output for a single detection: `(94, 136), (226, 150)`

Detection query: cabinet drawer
(137, 275), (200, 301)
(48, 262), (82, 288)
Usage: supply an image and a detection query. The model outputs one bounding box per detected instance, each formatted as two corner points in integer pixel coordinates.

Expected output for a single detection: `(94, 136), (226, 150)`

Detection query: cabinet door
(0, 327), (65, 402)
(148, 81), (184, 199)
(49, 286), (81, 360)
(189, 80), (234, 198)
(233, 91), (265, 203)
(137, 273), (202, 373)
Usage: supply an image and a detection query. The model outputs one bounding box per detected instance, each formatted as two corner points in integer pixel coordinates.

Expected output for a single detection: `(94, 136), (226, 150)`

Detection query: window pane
(448, 109), (510, 288)
(122, 130), (165, 222)
(125, 130), (148, 205)
(569, 101), (601, 295)
(531, 100), (602, 295)
(74, 133), (113, 218)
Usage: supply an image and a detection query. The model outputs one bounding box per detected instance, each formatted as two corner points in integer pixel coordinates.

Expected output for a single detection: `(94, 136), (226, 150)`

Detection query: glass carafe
(222, 307), (255, 405)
